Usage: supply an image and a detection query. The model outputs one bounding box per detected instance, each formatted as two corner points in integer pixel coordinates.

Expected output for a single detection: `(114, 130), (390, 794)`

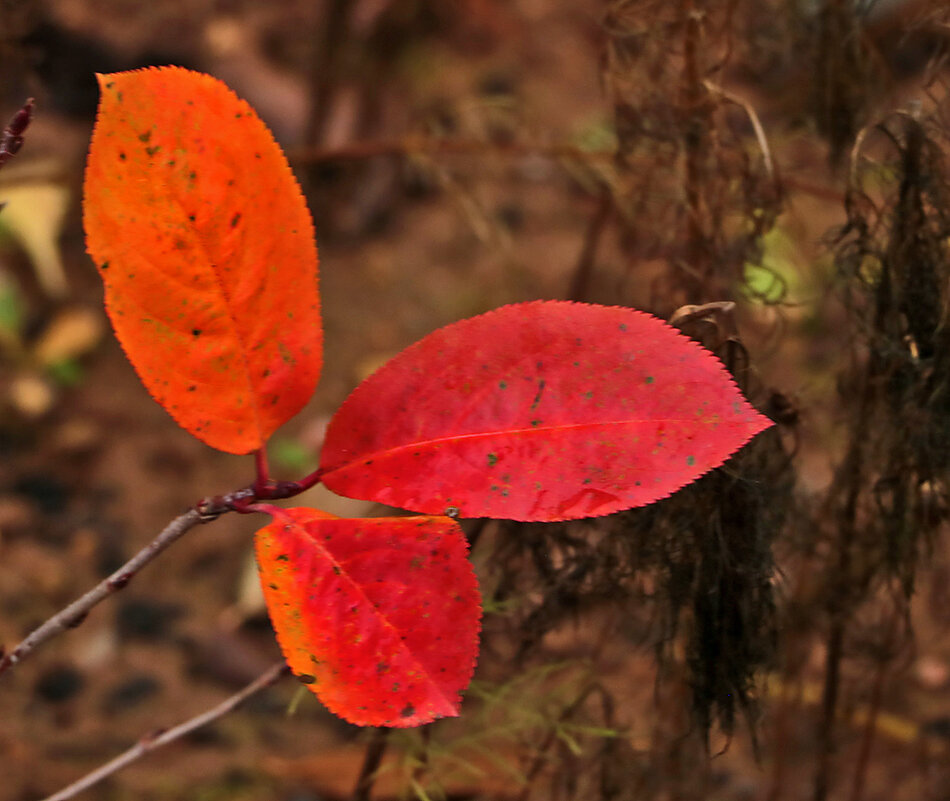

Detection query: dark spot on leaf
(138, 130), (151, 143)
(297, 673), (317, 685)
(192, 329), (201, 337)
(118, 151), (126, 161)
(145, 145), (160, 157)
(487, 453), (498, 467)
(400, 703), (415, 718)
(531, 379), (546, 410)
(230, 212), (242, 228)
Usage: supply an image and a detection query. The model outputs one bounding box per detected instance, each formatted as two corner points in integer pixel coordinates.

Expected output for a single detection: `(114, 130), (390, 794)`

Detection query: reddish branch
(39, 661), (290, 801)
(0, 459), (328, 677)
(0, 509), (204, 676)
(0, 98), (34, 170)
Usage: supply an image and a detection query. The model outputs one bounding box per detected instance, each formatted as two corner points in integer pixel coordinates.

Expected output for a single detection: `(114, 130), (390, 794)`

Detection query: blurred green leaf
(45, 358), (84, 387)
(0, 271), (23, 337)
(270, 436), (315, 473)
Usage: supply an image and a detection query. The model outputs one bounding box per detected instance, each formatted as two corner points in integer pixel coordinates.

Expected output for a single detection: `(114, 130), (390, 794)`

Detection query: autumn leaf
(320, 301), (772, 521)
(83, 68), (321, 454)
(255, 507), (481, 727)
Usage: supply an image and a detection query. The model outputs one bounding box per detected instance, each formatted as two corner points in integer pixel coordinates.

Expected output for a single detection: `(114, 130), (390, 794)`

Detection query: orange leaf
(83, 68), (322, 453)
(255, 507), (481, 727)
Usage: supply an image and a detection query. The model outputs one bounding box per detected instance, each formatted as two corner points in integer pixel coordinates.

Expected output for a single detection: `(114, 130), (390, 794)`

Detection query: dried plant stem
(679, 0), (714, 303)
(353, 728), (391, 801)
(305, 0), (351, 148)
(0, 508), (203, 677)
(290, 136), (843, 205)
(848, 609), (899, 801)
(289, 137), (618, 166)
(567, 187), (613, 302)
(813, 379), (874, 801)
(39, 661), (290, 801)
(702, 80), (776, 184)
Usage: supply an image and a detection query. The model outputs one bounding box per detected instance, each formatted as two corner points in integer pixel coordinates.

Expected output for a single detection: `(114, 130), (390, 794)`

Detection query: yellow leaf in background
(0, 161), (71, 298)
(8, 373), (55, 418)
(33, 307), (104, 366)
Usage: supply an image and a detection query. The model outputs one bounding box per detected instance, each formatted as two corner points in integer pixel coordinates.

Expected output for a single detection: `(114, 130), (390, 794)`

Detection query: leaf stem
(38, 661), (290, 801)
(0, 508), (204, 678)
(253, 447), (271, 495)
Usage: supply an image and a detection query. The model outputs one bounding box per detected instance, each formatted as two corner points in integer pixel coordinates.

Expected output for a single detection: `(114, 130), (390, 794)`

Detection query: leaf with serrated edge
(320, 301), (772, 521)
(84, 68), (321, 453)
(255, 507), (481, 727)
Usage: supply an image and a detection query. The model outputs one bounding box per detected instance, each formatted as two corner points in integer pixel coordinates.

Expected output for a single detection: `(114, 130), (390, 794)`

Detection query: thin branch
(1, 461), (336, 677)
(288, 136), (844, 204)
(288, 137), (618, 166)
(0, 508), (204, 677)
(40, 661), (290, 801)
(353, 728), (391, 801)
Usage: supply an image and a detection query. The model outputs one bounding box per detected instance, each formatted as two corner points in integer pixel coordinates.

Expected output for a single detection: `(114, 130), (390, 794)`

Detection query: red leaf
(320, 301), (772, 521)
(83, 68), (322, 454)
(255, 507), (481, 727)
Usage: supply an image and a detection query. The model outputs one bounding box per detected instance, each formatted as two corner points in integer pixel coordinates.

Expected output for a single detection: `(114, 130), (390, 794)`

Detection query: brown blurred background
(2, 1), (950, 800)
